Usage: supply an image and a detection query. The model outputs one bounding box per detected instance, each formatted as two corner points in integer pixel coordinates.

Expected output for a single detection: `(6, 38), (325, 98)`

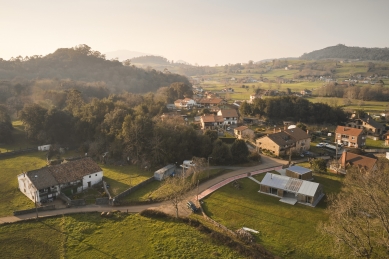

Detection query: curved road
(0, 156), (286, 224)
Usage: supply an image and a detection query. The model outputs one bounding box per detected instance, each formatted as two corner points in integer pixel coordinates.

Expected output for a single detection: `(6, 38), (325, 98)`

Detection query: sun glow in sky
(1, 0), (389, 65)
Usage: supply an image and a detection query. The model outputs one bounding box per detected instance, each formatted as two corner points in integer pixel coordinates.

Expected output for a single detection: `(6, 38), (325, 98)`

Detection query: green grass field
(0, 152), (48, 217)
(0, 213), (245, 259)
(202, 173), (344, 258)
(0, 120), (36, 153)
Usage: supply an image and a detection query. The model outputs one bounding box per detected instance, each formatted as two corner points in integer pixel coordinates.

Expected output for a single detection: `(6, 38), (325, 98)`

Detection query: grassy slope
(202, 174), (344, 259)
(0, 152), (47, 217)
(0, 213), (244, 259)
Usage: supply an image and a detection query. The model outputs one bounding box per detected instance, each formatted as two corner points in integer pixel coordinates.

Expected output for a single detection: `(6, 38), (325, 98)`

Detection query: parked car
(316, 143), (325, 147)
(226, 127), (231, 131)
(187, 201), (198, 212)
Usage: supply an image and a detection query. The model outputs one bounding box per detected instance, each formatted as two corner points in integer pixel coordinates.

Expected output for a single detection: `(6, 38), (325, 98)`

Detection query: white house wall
(17, 174), (37, 203)
(82, 171), (103, 188)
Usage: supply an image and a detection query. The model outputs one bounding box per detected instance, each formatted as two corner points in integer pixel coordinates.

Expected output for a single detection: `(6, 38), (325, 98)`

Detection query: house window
(89, 175), (91, 178)
(24, 189), (26, 193)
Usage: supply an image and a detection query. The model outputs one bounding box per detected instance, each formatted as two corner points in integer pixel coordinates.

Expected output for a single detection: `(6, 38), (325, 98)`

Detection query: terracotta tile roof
(218, 109), (238, 118)
(335, 126), (363, 136)
(198, 98), (223, 104)
(26, 168), (58, 190)
(235, 126), (248, 131)
(25, 158), (102, 189)
(284, 127), (310, 141)
(265, 131), (295, 147)
(50, 157), (102, 184)
(338, 152), (377, 172)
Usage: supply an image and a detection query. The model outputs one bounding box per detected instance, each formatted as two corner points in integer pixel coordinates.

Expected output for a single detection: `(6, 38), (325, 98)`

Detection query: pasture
(0, 213), (244, 259)
(202, 172), (345, 258)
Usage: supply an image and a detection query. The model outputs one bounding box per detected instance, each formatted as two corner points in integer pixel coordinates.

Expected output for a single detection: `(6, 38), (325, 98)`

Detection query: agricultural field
(0, 213), (244, 259)
(202, 173), (345, 259)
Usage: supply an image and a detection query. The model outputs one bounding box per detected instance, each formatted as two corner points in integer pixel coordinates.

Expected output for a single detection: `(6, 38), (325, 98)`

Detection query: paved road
(0, 156), (286, 224)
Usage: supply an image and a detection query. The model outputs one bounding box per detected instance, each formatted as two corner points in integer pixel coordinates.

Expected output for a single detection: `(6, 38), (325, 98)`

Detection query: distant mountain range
(104, 50), (150, 61)
(300, 44), (389, 61)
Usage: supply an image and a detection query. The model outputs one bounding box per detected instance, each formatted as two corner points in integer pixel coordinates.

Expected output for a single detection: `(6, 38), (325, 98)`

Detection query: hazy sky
(1, 0), (389, 65)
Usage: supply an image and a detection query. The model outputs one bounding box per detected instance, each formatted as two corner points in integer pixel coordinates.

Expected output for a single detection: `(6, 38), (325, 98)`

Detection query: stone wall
(13, 205), (56, 216)
(96, 197), (109, 205)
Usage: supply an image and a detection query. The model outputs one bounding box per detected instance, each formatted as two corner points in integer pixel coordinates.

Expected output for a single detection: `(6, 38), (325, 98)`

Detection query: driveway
(0, 156), (285, 224)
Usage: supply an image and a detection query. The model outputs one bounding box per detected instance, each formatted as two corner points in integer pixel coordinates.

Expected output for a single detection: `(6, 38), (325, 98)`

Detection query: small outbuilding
(154, 164), (176, 181)
(38, 144), (51, 151)
(285, 165), (313, 180)
(259, 173), (324, 207)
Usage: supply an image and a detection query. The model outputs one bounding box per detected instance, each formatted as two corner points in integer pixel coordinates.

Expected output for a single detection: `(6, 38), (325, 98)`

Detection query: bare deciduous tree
(162, 175), (192, 218)
(321, 160), (389, 258)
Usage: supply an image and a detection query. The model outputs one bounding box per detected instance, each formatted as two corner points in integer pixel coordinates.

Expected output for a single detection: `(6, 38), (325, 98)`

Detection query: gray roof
(155, 164), (176, 175)
(287, 166), (312, 175)
(25, 158), (102, 190)
(260, 173), (320, 197)
(26, 168), (58, 190)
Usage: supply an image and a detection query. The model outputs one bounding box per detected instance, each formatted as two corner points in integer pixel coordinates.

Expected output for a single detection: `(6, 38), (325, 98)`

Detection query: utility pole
(197, 180), (199, 201)
(35, 189), (39, 219)
(207, 156), (212, 178)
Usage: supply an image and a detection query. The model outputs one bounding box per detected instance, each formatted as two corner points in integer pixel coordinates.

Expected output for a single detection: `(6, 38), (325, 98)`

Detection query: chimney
(273, 128), (276, 133)
(306, 130), (309, 135)
(284, 125), (287, 131)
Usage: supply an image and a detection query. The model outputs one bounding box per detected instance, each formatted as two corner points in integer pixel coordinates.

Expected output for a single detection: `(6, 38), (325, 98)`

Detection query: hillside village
(1, 48), (389, 259)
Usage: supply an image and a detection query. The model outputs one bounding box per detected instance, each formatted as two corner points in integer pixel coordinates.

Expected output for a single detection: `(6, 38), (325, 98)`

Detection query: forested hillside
(301, 44), (389, 61)
(0, 45), (189, 93)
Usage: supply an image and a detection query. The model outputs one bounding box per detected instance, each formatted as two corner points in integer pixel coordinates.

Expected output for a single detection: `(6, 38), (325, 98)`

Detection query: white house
(17, 157), (103, 204)
(174, 98), (197, 109)
(217, 109), (239, 125)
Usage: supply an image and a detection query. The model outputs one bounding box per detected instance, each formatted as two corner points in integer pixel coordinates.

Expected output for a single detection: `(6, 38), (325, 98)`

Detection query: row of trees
(239, 96), (348, 124)
(317, 83), (389, 102)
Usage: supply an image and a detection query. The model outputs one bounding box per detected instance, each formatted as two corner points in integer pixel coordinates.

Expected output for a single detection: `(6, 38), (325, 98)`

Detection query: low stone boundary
(70, 199), (86, 206)
(113, 177), (155, 201)
(13, 205), (56, 216)
(59, 193), (71, 206)
(96, 197), (109, 205)
(199, 202), (237, 237)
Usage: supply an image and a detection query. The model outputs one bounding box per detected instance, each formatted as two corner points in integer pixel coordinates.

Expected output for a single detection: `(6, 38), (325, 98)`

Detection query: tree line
(14, 82), (250, 167)
(317, 83), (389, 102)
(239, 96), (348, 124)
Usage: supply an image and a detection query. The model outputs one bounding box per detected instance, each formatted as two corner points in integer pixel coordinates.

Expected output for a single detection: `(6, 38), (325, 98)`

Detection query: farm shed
(286, 165), (313, 180)
(38, 144), (51, 151)
(259, 173), (324, 207)
(154, 164), (176, 181)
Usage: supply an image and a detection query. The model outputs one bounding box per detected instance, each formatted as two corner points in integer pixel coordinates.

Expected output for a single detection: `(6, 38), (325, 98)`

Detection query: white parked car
(316, 143), (325, 147)
(226, 127), (231, 131)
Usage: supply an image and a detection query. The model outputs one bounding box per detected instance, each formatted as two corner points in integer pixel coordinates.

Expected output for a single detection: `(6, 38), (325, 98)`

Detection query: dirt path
(0, 156), (285, 223)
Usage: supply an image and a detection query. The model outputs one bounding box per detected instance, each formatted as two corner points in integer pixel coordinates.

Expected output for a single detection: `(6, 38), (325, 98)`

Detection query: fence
(0, 147), (37, 159)
(113, 177), (155, 201)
